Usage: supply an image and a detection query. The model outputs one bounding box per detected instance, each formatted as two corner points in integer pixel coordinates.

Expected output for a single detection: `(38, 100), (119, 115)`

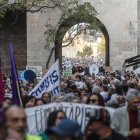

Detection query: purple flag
(9, 41), (23, 107)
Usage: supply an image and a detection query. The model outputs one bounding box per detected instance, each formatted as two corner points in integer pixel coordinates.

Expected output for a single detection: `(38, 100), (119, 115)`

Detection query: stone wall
(27, 0), (138, 72)
(138, 0), (140, 54)
(0, 13), (27, 74)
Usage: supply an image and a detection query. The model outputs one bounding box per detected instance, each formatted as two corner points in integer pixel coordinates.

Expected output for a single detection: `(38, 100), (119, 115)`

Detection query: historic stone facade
(27, 0), (138, 72)
(0, 13), (27, 73)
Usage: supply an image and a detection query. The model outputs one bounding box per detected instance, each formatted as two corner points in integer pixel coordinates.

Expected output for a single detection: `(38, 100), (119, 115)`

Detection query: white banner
(29, 60), (60, 98)
(25, 102), (115, 135)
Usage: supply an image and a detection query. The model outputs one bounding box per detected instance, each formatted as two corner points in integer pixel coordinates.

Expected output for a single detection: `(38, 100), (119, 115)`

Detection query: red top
(128, 110), (138, 140)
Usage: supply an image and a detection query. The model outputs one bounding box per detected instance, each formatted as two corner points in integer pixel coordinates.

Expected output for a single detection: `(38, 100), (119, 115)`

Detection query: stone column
(138, 0), (140, 54)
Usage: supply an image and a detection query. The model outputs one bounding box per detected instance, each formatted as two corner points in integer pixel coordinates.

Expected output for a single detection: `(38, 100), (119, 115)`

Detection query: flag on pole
(9, 41), (23, 107)
(0, 56), (5, 105)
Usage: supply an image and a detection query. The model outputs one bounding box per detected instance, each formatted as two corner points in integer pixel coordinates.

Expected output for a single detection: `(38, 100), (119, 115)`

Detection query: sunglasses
(89, 99), (98, 103)
(57, 116), (65, 120)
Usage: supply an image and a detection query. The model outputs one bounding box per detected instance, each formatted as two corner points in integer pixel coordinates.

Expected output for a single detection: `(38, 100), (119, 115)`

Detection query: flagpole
(16, 81), (23, 107)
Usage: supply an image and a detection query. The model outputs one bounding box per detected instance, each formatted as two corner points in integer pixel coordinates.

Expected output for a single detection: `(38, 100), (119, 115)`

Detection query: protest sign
(64, 61), (72, 70)
(29, 60), (60, 98)
(104, 66), (113, 73)
(63, 70), (72, 77)
(89, 64), (99, 75)
(25, 102), (115, 135)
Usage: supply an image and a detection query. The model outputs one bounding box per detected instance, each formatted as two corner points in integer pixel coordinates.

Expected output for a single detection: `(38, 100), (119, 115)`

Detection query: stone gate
(27, 0), (138, 72)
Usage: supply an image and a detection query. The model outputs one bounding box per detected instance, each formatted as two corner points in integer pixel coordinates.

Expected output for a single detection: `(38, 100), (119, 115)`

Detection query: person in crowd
(22, 95), (36, 108)
(40, 110), (66, 140)
(6, 106), (42, 140)
(92, 86), (101, 94)
(100, 85), (109, 102)
(85, 82), (92, 94)
(121, 84), (129, 96)
(85, 65), (90, 76)
(86, 108), (127, 140)
(2, 97), (12, 110)
(125, 73), (131, 82)
(0, 108), (7, 140)
(80, 89), (87, 97)
(35, 99), (46, 106)
(111, 88), (140, 139)
(107, 87), (115, 101)
(50, 119), (83, 140)
(102, 78), (109, 86)
(94, 79), (102, 87)
(55, 95), (65, 103)
(86, 93), (105, 106)
(3, 97), (12, 106)
(64, 92), (76, 102)
(42, 92), (51, 104)
(75, 75), (85, 89)
(80, 96), (88, 104)
(47, 110), (66, 129)
(106, 84), (125, 108)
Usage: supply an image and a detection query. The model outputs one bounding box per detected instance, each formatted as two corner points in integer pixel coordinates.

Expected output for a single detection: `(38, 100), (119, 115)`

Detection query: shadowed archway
(55, 15), (109, 70)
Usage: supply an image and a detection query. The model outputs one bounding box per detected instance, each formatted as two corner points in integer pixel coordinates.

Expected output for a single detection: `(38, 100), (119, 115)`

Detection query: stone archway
(55, 15), (109, 69)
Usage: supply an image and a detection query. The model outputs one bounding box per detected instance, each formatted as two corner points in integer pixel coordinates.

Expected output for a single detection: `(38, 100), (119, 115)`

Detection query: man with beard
(6, 106), (42, 140)
(111, 89), (140, 140)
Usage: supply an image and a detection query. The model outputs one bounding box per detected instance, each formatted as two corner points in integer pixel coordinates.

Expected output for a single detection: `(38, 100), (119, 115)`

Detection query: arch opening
(55, 15), (109, 70)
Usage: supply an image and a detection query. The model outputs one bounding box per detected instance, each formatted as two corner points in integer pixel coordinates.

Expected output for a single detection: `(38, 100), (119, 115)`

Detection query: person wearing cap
(50, 119), (83, 140)
(111, 88), (140, 139)
(6, 106), (42, 140)
(0, 108), (7, 140)
(86, 108), (126, 140)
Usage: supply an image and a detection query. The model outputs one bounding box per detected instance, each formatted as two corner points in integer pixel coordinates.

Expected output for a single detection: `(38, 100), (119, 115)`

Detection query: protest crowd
(1, 57), (140, 140)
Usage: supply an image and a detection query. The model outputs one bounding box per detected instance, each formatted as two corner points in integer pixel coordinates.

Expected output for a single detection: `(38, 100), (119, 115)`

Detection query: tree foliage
(0, 0), (78, 27)
(44, 2), (103, 49)
(77, 45), (93, 58)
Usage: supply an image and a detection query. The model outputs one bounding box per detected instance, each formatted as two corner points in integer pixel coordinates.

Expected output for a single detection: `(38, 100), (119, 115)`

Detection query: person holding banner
(86, 93), (105, 107)
(42, 92), (51, 104)
(35, 99), (46, 106)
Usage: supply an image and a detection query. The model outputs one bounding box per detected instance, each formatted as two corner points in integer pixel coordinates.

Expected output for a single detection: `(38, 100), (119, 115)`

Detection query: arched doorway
(55, 16), (109, 69)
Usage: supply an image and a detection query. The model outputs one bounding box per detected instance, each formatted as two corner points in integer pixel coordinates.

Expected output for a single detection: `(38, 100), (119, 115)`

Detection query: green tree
(77, 45), (93, 58)
(97, 37), (105, 58)
(0, 0), (78, 27)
